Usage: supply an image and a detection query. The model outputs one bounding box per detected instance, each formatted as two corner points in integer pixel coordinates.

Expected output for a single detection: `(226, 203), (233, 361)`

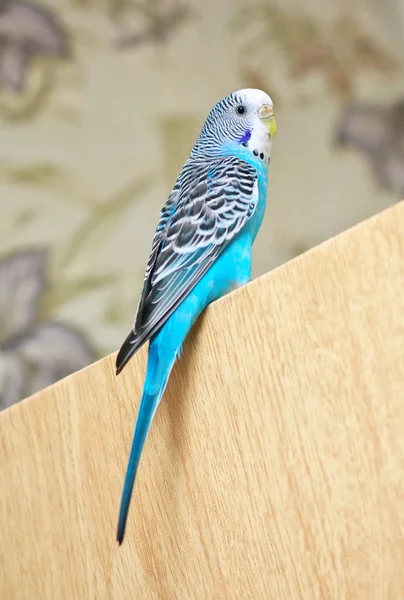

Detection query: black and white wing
(116, 155), (259, 374)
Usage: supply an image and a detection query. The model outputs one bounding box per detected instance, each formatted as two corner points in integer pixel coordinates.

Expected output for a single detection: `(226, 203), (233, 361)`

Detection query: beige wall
(1, 0), (403, 408)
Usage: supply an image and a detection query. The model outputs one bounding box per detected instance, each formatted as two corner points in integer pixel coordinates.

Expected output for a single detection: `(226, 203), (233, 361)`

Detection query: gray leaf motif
(0, 0), (71, 92)
(0, 351), (24, 410)
(0, 322), (95, 410)
(334, 100), (404, 197)
(0, 248), (47, 342)
(18, 322), (94, 375)
(0, 38), (28, 91)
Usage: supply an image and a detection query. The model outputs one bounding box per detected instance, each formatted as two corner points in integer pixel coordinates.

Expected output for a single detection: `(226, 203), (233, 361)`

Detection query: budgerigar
(115, 88), (277, 544)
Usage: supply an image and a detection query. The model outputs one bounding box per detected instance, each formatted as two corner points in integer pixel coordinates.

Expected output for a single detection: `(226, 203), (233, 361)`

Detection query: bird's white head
(193, 88), (276, 162)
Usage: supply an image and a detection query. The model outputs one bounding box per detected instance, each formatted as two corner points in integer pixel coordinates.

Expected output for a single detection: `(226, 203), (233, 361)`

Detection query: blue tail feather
(117, 343), (174, 545)
(117, 390), (160, 544)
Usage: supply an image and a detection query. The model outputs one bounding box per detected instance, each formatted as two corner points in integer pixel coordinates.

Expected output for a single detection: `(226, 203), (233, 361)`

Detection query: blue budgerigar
(115, 88), (277, 544)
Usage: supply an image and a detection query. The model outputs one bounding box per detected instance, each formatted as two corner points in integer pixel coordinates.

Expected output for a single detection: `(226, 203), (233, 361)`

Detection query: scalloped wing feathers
(116, 155), (258, 373)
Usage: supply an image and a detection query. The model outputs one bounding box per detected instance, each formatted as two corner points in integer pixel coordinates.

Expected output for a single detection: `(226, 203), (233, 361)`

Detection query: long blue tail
(117, 343), (174, 545)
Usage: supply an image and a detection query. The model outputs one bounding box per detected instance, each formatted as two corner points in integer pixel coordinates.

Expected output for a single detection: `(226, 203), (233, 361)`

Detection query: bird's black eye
(236, 105), (246, 115)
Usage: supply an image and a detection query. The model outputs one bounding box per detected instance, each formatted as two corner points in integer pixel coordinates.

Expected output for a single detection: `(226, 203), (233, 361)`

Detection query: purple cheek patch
(238, 129), (251, 145)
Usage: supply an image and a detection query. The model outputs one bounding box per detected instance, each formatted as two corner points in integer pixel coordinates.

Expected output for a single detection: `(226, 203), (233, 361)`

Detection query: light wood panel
(1, 202), (404, 599)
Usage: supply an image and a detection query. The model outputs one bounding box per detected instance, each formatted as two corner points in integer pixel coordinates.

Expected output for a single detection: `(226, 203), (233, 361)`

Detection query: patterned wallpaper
(1, 0), (403, 408)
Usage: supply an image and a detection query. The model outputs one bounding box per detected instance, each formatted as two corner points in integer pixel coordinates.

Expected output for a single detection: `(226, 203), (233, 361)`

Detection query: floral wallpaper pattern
(1, 0), (403, 408)
(0, 249), (94, 408)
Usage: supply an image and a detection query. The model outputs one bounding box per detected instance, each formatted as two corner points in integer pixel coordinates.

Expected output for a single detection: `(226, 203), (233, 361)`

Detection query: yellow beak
(258, 104), (277, 138)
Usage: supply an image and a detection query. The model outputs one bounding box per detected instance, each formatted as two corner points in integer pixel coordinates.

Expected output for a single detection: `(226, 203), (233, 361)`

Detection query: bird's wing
(116, 155), (259, 373)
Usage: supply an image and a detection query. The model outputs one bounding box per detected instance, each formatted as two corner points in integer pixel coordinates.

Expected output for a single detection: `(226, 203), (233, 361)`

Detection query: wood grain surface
(1, 202), (404, 599)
